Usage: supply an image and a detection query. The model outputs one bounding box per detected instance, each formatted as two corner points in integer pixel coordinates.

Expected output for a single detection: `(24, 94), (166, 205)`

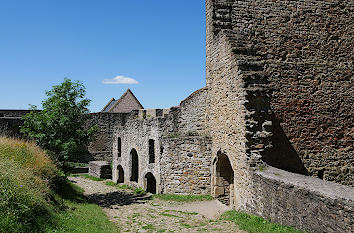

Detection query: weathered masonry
(1, 1), (353, 232)
(205, 0), (353, 232)
(111, 88), (212, 195)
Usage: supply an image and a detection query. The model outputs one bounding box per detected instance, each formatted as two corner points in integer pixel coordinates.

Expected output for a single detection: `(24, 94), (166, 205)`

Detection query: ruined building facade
(0, 1), (353, 232)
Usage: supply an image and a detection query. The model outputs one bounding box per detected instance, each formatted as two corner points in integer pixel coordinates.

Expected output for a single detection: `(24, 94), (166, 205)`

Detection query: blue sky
(0, 0), (206, 112)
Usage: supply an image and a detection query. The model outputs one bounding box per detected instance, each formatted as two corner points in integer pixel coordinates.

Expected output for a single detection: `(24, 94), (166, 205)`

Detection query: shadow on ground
(86, 191), (151, 208)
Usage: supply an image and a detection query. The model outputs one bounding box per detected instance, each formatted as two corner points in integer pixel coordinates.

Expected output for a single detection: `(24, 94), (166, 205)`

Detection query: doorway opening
(145, 172), (156, 194)
(117, 165), (124, 183)
(214, 152), (234, 205)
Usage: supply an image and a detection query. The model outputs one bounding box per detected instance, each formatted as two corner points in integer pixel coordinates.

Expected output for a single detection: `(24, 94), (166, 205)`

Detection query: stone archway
(130, 149), (139, 182)
(213, 152), (234, 206)
(144, 172), (156, 194)
(117, 165), (124, 183)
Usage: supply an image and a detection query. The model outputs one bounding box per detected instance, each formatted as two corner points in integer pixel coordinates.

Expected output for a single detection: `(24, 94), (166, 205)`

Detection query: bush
(20, 79), (97, 172)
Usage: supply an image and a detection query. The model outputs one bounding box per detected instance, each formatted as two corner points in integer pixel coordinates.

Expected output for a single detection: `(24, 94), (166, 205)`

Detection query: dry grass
(0, 137), (58, 181)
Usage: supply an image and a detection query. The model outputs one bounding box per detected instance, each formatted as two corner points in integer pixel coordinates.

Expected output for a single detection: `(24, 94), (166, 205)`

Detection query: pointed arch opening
(145, 172), (156, 194)
(214, 152), (234, 205)
(130, 148), (139, 182)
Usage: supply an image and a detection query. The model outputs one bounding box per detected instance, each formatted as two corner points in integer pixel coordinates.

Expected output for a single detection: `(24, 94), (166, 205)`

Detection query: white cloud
(102, 75), (139, 84)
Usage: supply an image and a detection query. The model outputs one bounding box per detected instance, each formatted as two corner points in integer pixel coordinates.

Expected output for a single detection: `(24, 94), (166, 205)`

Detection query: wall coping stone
(256, 166), (354, 202)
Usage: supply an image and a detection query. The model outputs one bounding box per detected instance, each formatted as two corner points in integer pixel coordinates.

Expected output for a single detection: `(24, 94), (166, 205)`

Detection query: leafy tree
(21, 78), (96, 171)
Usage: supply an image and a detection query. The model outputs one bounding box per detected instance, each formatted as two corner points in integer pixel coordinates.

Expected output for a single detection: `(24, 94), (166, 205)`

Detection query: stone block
(89, 161), (112, 179)
(214, 186), (225, 197)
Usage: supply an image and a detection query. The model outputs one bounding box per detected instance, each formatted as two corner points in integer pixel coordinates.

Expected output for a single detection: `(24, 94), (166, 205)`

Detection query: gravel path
(69, 176), (245, 233)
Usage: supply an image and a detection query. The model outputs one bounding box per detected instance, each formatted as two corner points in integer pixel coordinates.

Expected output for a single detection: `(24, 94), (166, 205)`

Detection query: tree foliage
(21, 78), (96, 171)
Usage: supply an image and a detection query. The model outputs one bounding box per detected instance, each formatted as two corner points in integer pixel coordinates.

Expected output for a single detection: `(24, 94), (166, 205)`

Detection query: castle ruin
(0, 1), (353, 232)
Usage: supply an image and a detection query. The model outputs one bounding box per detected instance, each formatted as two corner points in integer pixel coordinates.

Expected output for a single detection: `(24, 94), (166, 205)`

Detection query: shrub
(20, 79), (97, 172)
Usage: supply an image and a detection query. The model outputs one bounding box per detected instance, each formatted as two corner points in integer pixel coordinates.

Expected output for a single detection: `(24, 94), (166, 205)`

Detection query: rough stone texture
(0, 110), (40, 138)
(253, 167), (354, 233)
(89, 161), (112, 179)
(179, 88), (208, 136)
(234, 0), (353, 183)
(160, 136), (212, 194)
(84, 112), (128, 162)
(206, 0), (353, 231)
(112, 88), (212, 194)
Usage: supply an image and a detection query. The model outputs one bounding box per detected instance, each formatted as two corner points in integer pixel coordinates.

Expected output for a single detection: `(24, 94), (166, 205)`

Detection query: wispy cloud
(102, 75), (139, 84)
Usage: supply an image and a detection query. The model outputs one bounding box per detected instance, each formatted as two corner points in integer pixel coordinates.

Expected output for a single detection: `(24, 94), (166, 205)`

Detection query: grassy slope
(0, 137), (120, 233)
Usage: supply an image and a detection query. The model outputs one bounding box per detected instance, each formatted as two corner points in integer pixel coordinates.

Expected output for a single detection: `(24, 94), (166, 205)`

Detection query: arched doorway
(117, 165), (124, 183)
(130, 149), (139, 182)
(144, 172), (156, 194)
(214, 152), (234, 206)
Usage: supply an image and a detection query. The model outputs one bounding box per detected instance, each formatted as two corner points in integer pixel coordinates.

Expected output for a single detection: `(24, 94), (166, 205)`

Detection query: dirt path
(69, 176), (245, 233)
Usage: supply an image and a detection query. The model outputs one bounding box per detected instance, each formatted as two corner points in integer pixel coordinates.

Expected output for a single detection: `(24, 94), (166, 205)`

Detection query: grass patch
(165, 210), (198, 215)
(79, 174), (105, 181)
(222, 210), (305, 233)
(180, 223), (193, 228)
(0, 137), (120, 233)
(105, 181), (134, 190)
(0, 137), (61, 233)
(134, 187), (146, 195)
(152, 194), (213, 202)
(47, 182), (120, 233)
(160, 212), (181, 218)
(142, 224), (155, 230)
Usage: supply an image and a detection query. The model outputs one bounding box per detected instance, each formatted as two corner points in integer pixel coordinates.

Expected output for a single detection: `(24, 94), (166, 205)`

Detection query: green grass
(180, 223), (193, 228)
(105, 181), (134, 190)
(142, 224), (155, 230)
(160, 212), (181, 218)
(46, 182), (120, 233)
(221, 210), (305, 233)
(0, 137), (120, 233)
(79, 173), (105, 181)
(0, 137), (61, 233)
(152, 194), (213, 202)
(134, 187), (146, 195)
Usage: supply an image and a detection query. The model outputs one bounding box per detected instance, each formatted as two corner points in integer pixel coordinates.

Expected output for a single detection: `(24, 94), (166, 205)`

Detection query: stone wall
(227, 0), (353, 186)
(0, 110), (39, 138)
(252, 167), (354, 233)
(84, 112), (128, 162)
(206, 0), (353, 231)
(112, 88), (212, 194)
(160, 136), (212, 194)
(0, 110), (36, 117)
(179, 87), (208, 136)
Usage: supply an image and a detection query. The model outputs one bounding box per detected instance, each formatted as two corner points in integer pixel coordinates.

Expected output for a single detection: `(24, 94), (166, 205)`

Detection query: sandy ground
(69, 176), (245, 233)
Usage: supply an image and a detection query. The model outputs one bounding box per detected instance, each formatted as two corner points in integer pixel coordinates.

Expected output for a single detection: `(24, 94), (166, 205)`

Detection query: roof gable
(101, 89), (143, 113)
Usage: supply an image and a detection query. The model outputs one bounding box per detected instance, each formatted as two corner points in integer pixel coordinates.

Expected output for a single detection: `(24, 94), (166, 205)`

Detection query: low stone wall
(251, 166), (354, 233)
(89, 161), (112, 179)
